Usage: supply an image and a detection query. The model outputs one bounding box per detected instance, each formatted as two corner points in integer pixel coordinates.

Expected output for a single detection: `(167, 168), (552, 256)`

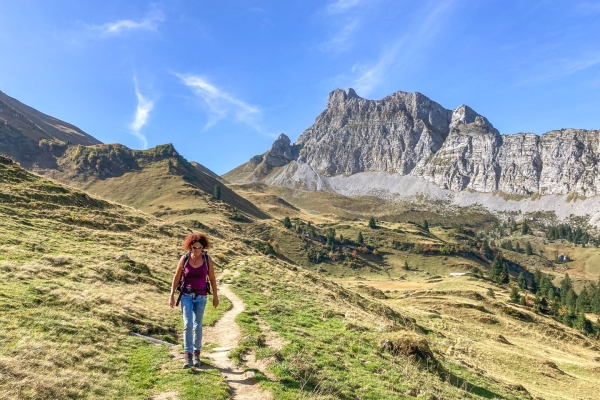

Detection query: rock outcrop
(226, 88), (600, 197)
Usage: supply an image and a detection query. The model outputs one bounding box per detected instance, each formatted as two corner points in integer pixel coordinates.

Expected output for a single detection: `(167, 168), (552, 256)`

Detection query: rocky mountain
(226, 88), (600, 198)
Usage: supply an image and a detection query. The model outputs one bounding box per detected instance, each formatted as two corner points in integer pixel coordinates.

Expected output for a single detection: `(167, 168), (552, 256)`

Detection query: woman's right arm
(169, 256), (185, 308)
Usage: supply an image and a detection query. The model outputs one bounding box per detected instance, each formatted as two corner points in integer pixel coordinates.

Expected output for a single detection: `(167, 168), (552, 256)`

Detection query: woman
(169, 233), (219, 368)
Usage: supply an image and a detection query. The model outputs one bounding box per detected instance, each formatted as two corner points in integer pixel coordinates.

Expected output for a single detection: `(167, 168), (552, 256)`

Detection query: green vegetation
(4, 153), (600, 399)
(368, 216), (377, 229)
(0, 156), (230, 399)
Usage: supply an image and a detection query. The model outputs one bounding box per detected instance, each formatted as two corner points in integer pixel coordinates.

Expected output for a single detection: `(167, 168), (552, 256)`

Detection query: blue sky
(1, 0), (599, 174)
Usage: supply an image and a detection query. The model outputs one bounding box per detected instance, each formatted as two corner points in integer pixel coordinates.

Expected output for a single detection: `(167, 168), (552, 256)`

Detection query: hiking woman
(169, 233), (219, 368)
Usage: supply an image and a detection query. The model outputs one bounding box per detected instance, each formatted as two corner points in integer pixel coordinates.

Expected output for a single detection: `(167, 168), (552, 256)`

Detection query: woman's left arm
(208, 255), (219, 308)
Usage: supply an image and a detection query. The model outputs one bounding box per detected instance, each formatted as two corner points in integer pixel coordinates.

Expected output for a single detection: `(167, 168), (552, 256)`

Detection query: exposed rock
(226, 88), (600, 199)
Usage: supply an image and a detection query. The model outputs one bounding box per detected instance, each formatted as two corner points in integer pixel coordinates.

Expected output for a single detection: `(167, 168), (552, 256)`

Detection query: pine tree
(423, 219), (429, 232)
(339, 234), (344, 244)
(283, 216), (292, 229)
(368, 217), (377, 229)
(521, 220), (530, 235)
(326, 228), (336, 245)
(576, 286), (590, 313)
(574, 312), (593, 335)
(518, 272), (527, 289)
(501, 260), (510, 284)
(213, 184), (221, 200)
(525, 241), (533, 256)
(491, 254), (505, 283)
(565, 288), (578, 311)
(482, 240), (494, 260)
(403, 261), (409, 271)
(560, 274), (573, 299)
(515, 241), (521, 253)
(509, 287), (520, 303)
(357, 231), (364, 245)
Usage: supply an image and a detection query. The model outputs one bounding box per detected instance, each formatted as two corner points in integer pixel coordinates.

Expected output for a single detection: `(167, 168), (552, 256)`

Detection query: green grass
(225, 256), (529, 400)
(116, 337), (229, 400)
(0, 157), (230, 399)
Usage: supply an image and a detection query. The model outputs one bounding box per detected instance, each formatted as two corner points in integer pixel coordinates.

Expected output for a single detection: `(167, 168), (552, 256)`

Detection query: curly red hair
(182, 233), (211, 251)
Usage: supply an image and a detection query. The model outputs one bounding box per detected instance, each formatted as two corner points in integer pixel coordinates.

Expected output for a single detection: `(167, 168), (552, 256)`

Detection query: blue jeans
(180, 293), (207, 354)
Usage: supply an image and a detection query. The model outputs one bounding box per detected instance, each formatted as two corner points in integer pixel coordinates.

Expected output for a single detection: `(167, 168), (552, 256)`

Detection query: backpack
(175, 251), (212, 306)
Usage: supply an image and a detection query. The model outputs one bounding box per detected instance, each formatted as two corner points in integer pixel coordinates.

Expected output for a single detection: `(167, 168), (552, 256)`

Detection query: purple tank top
(182, 255), (208, 295)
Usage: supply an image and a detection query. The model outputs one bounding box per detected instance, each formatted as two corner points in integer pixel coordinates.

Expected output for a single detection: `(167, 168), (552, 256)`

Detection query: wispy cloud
(130, 77), (153, 149)
(350, 0), (455, 95)
(318, 0), (365, 54)
(327, 0), (363, 14)
(318, 19), (360, 54)
(91, 8), (164, 37)
(175, 73), (261, 131)
(513, 53), (600, 87)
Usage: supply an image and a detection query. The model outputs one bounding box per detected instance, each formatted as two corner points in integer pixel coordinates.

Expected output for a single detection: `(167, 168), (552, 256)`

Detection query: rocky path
(202, 284), (272, 400)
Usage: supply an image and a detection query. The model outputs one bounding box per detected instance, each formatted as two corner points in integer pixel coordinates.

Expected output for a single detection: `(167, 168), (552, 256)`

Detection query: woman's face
(191, 241), (203, 253)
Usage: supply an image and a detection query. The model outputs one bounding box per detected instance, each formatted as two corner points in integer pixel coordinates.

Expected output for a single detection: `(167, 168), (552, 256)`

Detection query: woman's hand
(169, 293), (175, 308)
(212, 295), (219, 308)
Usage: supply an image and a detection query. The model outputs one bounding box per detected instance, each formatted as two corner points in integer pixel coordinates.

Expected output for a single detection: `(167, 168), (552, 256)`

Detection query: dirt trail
(203, 284), (272, 400)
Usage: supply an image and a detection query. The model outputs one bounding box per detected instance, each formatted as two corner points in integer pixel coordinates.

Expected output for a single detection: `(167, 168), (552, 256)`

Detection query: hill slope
(32, 142), (271, 222)
(0, 155), (232, 399)
(0, 89), (101, 167)
(3, 154), (600, 399)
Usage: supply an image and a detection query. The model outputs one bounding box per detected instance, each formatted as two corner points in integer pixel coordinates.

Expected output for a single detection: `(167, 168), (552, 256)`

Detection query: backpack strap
(175, 251), (191, 306)
(202, 251), (212, 295)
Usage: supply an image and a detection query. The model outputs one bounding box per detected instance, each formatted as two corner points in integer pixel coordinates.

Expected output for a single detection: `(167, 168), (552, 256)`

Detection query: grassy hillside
(37, 143), (270, 223)
(0, 155), (231, 399)
(3, 154), (600, 399)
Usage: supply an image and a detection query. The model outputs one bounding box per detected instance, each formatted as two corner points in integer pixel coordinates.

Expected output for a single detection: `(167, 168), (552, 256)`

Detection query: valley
(2, 152), (600, 399)
(2, 88), (600, 400)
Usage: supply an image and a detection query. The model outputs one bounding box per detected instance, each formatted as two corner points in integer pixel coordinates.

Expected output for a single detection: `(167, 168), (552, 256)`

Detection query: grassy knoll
(0, 156), (230, 399)
(222, 256), (538, 399)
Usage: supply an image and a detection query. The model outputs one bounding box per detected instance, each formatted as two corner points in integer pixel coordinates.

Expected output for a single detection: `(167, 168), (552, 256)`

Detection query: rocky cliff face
(227, 88), (600, 197)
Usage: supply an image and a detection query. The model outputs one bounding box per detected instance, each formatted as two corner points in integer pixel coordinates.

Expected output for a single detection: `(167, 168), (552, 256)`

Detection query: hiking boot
(193, 350), (201, 367)
(182, 352), (193, 369)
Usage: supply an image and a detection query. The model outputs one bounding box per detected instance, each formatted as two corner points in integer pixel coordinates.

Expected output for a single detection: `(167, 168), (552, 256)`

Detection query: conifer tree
(576, 286), (590, 313)
(501, 260), (510, 284)
(518, 272), (527, 290)
(482, 240), (494, 260)
(491, 254), (506, 283)
(357, 231), (364, 245)
(423, 219), (429, 231)
(403, 261), (409, 271)
(283, 216), (292, 229)
(368, 217), (377, 229)
(515, 241), (521, 253)
(565, 288), (577, 310)
(574, 312), (593, 335)
(509, 287), (520, 303)
(525, 241), (533, 256)
(560, 274), (573, 299)
(521, 220), (530, 235)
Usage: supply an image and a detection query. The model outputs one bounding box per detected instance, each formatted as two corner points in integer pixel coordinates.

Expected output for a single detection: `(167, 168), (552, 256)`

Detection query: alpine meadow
(2, 2), (600, 399)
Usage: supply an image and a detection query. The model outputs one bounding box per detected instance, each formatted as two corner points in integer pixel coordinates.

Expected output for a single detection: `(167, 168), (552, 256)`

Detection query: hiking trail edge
(202, 284), (272, 400)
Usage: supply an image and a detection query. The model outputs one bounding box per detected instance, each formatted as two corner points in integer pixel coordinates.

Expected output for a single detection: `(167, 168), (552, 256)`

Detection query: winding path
(202, 284), (272, 400)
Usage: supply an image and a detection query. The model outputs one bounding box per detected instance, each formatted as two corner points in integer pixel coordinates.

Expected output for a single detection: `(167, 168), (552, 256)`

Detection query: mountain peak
(450, 104), (498, 134)
(327, 88), (363, 106)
